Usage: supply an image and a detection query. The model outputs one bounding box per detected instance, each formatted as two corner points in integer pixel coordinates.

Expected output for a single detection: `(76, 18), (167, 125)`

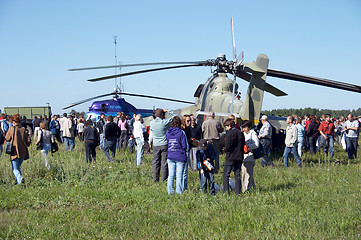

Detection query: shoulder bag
(5, 126), (16, 154)
(251, 131), (266, 159)
(36, 129), (43, 150)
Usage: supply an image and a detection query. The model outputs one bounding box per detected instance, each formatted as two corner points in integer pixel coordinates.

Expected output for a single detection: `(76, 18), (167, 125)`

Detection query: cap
(261, 115), (268, 120)
(197, 139), (208, 151)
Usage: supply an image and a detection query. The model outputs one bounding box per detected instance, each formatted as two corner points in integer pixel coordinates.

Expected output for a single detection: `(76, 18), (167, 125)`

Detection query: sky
(1, 0), (361, 115)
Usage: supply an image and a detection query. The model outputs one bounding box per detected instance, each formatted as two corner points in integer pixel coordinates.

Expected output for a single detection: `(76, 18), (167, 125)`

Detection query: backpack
(0, 129), (5, 145)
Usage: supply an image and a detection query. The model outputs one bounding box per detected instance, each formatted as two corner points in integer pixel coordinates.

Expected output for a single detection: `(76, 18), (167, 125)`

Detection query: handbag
(252, 143), (266, 159)
(5, 126), (16, 154)
(51, 141), (59, 153)
(36, 129), (43, 150)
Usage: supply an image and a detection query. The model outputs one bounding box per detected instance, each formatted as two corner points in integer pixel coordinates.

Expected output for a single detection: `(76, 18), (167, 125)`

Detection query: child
(196, 139), (217, 195)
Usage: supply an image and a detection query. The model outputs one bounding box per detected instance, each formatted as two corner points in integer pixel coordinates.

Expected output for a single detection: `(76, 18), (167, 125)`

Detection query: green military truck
(4, 106), (52, 135)
(4, 106), (52, 119)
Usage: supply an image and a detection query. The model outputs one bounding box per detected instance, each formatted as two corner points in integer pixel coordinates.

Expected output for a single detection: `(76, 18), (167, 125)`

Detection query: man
(283, 115), (302, 168)
(150, 108), (175, 182)
(318, 113), (335, 158)
(59, 113), (68, 143)
(343, 114), (359, 159)
(103, 116), (121, 162)
(223, 118), (245, 195)
(96, 113), (106, 150)
(49, 115), (61, 143)
(63, 115), (76, 151)
(258, 115), (274, 167)
(33, 115), (42, 140)
(201, 111), (223, 174)
(128, 113), (137, 153)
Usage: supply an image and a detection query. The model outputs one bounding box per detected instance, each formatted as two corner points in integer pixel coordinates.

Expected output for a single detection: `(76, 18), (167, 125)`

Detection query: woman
(241, 121), (259, 193)
(36, 121), (54, 170)
(5, 115), (31, 185)
(83, 119), (99, 164)
(166, 116), (188, 194)
(77, 118), (85, 142)
(133, 114), (146, 166)
(180, 114), (192, 191)
(295, 117), (305, 157)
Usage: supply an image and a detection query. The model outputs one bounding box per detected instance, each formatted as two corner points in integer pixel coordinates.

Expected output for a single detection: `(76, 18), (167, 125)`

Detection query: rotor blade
(68, 61), (204, 71)
(231, 16), (237, 61)
(121, 92), (194, 104)
(235, 71), (287, 96)
(63, 92), (115, 110)
(87, 63), (206, 82)
(267, 69), (361, 93)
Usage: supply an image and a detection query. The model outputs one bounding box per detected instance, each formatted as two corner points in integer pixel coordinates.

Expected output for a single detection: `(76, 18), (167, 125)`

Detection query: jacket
(62, 118), (75, 138)
(224, 128), (245, 162)
(306, 121), (320, 138)
(150, 116), (174, 147)
(196, 145), (217, 170)
(285, 124), (298, 147)
(166, 127), (188, 162)
(5, 124), (31, 161)
(104, 122), (121, 140)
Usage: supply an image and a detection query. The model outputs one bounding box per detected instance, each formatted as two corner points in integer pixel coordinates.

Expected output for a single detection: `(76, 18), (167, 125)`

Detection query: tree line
(262, 107), (361, 118)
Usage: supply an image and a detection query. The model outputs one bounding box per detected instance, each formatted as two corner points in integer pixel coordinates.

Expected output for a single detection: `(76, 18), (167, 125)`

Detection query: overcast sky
(1, 0), (360, 115)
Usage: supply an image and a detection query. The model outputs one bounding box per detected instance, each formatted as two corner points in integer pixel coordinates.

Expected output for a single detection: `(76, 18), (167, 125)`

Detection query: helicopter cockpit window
(194, 84), (204, 98)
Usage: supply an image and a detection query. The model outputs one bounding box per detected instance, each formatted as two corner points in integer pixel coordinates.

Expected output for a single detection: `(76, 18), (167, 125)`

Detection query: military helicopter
(65, 18), (361, 127)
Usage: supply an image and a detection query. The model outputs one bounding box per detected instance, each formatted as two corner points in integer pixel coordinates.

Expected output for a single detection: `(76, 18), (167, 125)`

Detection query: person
(59, 113), (67, 143)
(283, 116), (302, 168)
(133, 114), (146, 166)
(118, 112), (129, 150)
(96, 113), (106, 150)
(83, 119), (99, 164)
(103, 116), (121, 162)
(181, 114), (192, 191)
(188, 115), (202, 170)
(128, 113), (137, 153)
(202, 111), (223, 174)
(318, 114), (335, 159)
(33, 115), (42, 140)
(63, 115), (76, 151)
(150, 109), (175, 182)
(241, 121), (259, 193)
(0, 127), (4, 158)
(49, 115), (61, 143)
(77, 118), (85, 142)
(223, 118), (245, 195)
(295, 117), (305, 157)
(196, 139), (217, 195)
(36, 121), (54, 170)
(258, 115), (274, 167)
(343, 114), (359, 159)
(4, 115), (31, 185)
(306, 115), (320, 155)
(166, 116), (188, 194)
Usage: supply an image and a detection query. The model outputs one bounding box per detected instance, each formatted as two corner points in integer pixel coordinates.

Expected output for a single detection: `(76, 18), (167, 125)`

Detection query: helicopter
(65, 18), (361, 128)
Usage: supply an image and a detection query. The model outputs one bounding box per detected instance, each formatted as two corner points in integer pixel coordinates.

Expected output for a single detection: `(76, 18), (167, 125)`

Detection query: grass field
(0, 139), (360, 239)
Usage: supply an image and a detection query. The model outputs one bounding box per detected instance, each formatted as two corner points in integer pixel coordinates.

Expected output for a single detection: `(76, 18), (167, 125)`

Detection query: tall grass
(0, 139), (360, 239)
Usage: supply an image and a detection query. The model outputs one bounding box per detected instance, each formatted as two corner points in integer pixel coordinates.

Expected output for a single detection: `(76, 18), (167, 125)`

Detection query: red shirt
(318, 121), (335, 135)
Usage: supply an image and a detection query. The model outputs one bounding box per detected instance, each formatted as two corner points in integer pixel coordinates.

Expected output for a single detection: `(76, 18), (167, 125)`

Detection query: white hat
(261, 115), (268, 120)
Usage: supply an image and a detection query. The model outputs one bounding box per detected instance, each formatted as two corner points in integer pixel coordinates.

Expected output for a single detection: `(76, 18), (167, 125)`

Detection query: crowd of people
(0, 111), (359, 195)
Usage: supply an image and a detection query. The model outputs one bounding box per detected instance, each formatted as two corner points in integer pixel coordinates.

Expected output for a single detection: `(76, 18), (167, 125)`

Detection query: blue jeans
(167, 159), (186, 195)
(200, 169), (215, 195)
(11, 158), (24, 184)
(0, 144), (3, 158)
(128, 138), (134, 153)
(283, 146), (302, 167)
(104, 137), (117, 162)
(260, 138), (273, 167)
(321, 134), (334, 157)
(345, 136), (358, 159)
(182, 151), (190, 191)
(64, 137), (75, 151)
(99, 134), (105, 150)
(41, 144), (51, 169)
(135, 138), (144, 166)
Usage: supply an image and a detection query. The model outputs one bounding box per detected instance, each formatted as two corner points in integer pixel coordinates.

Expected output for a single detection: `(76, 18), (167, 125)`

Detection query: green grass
(0, 140), (360, 239)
